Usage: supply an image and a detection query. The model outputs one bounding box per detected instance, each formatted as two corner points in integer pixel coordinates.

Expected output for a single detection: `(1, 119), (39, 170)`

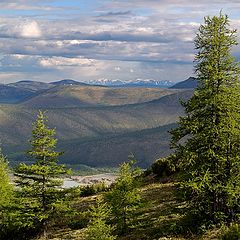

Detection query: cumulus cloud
(0, 18), (42, 39)
(20, 21), (42, 38)
(0, 0), (239, 83)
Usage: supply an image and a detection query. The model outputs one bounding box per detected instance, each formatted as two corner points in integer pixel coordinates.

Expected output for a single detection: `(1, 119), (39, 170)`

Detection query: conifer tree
(171, 13), (240, 224)
(0, 151), (15, 239)
(0, 150), (13, 208)
(85, 197), (116, 240)
(105, 158), (141, 234)
(15, 111), (68, 237)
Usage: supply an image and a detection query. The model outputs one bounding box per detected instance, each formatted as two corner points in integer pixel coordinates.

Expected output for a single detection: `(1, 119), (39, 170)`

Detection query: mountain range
(0, 77), (196, 168)
(87, 78), (175, 88)
(1, 77), (196, 104)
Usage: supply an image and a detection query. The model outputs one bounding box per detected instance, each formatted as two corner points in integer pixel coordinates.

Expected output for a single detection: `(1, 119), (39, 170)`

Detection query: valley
(0, 78), (194, 168)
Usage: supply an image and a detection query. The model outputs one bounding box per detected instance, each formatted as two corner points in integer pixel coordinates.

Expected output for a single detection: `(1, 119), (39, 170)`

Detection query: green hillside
(0, 85), (34, 103)
(22, 85), (178, 108)
(5, 124), (174, 168)
(0, 87), (193, 167)
(8, 80), (54, 92)
(57, 124), (176, 168)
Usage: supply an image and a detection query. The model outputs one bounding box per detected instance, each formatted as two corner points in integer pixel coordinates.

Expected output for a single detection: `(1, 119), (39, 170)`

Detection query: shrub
(68, 212), (90, 230)
(221, 224), (240, 240)
(80, 182), (108, 197)
(151, 156), (176, 178)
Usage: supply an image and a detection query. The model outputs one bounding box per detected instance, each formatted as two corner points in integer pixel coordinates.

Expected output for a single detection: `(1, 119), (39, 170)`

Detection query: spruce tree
(85, 197), (116, 240)
(171, 13), (240, 224)
(15, 111), (68, 237)
(105, 158), (141, 234)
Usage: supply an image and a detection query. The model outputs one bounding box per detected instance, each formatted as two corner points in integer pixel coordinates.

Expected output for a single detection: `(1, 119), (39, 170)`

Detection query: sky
(0, 0), (240, 83)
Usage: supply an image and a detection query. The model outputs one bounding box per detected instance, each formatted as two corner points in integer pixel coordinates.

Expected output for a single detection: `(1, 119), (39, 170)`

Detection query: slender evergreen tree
(171, 13), (240, 224)
(85, 197), (116, 240)
(15, 111), (68, 237)
(105, 157), (141, 234)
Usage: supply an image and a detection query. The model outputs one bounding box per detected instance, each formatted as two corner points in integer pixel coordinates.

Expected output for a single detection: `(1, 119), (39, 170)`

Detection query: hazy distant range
(0, 77), (196, 169)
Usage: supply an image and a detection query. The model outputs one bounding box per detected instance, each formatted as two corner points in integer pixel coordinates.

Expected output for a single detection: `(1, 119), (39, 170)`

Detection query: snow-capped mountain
(88, 78), (174, 88)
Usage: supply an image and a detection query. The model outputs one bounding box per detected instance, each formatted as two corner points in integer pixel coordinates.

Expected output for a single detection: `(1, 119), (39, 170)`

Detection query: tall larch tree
(15, 111), (68, 238)
(171, 13), (240, 224)
(0, 150), (13, 208)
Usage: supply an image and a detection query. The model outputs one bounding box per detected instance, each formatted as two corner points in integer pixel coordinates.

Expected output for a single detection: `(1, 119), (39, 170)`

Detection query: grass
(45, 176), (224, 240)
(120, 182), (187, 240)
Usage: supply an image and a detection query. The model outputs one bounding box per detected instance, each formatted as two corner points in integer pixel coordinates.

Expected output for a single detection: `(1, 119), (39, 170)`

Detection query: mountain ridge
(50, 79), (90, 86)
(170, 77), (198, 89)
(0, 77), (194, 168)
(21, 85), (178, 108)
(0, 89), (192, 167)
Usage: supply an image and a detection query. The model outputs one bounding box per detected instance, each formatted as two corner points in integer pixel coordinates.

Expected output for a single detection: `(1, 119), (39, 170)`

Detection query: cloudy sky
(0, 0), (240, 83)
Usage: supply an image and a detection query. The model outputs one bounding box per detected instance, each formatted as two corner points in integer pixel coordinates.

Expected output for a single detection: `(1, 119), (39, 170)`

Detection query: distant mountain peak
(51, 79), (89, 86)
(15, 80), (33, 83)
(170, 77), (198, 89)
(88, 78), (174, 88)
(8, 80), (54, 92)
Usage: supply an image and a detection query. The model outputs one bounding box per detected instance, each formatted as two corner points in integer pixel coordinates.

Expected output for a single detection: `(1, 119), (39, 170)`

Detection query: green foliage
(85, 197), (116, 240)
(151, 156), (177, 178)
(0, 198), (41, 240)
(0, 151), (13, 207)
(220, 224), (240, 240)
(79, 182), (108, 197)
(68, 212), (89, 230)
(0, 151), (18, 239)
(14, 111), (69, 237)
(105, 157), (142, 234)
(0, 190), (74, 240)
(171, 13), (240, 225)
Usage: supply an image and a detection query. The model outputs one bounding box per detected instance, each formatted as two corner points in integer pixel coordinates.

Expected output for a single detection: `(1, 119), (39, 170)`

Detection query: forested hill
(0, 79), (193, 168)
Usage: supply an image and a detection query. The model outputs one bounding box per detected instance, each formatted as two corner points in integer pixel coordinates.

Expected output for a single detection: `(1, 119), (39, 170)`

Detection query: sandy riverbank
(63, 173), (118, 188)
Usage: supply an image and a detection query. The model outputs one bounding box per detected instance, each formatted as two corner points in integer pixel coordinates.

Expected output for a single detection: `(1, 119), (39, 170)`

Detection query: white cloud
(0, 0), (239, 83)
(39, 56), (94, 68)
(20, 21), (42, 38)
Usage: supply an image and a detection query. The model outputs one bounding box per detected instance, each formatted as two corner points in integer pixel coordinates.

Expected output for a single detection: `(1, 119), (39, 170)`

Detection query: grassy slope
(21, 85), (178, 108)
(48, 179), (220, 240)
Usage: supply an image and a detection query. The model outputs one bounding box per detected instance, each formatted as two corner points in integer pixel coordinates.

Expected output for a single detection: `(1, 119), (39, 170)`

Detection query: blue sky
(0, 0), (240, 83)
